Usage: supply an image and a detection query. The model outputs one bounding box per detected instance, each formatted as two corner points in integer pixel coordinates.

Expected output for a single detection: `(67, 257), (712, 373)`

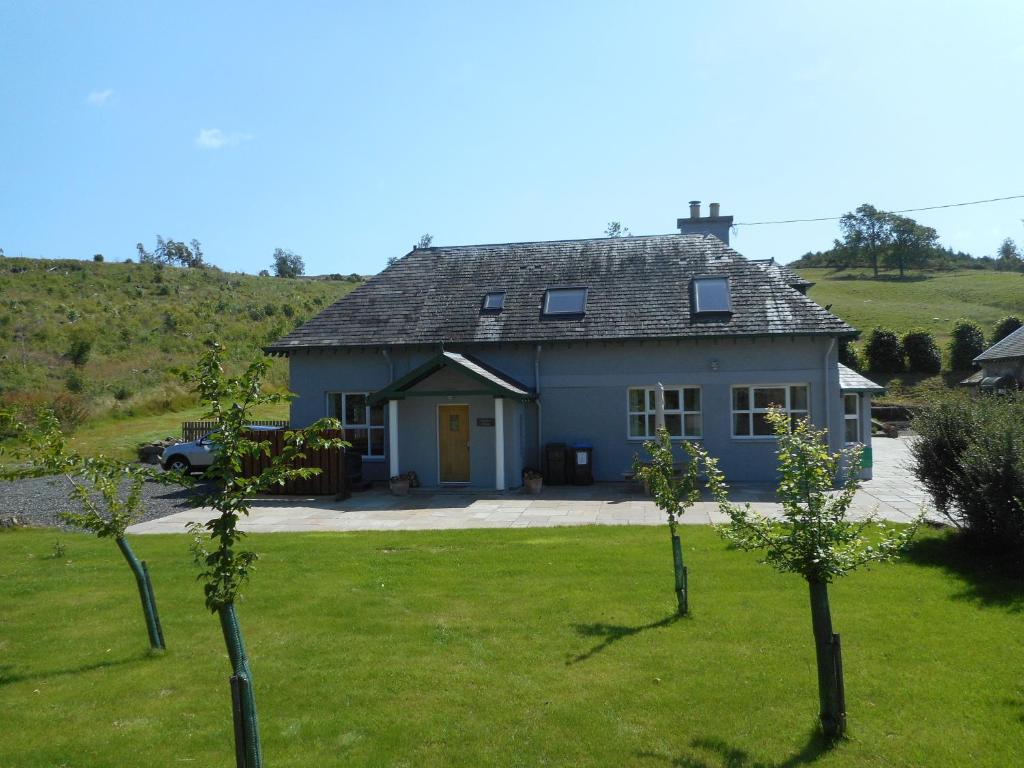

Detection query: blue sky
(1, 1), (1022, 275)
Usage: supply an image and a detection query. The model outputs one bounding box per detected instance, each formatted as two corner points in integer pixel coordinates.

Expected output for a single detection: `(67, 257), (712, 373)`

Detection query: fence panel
(239, 428), (348, 496)
(181, 420), (289, 442)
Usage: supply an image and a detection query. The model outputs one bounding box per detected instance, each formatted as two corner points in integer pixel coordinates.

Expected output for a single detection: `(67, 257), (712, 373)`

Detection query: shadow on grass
(637, 727), (837, 767)
(567, 613), (681, 665)
(0, 651), (150, 687)
(827, 272), (931, 283)
(902, 533), (1024, 612)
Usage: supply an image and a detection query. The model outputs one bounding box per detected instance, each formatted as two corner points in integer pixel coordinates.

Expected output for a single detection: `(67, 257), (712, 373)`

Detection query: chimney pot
(688, 200), (701, 219)
(709, 202), (720, 218)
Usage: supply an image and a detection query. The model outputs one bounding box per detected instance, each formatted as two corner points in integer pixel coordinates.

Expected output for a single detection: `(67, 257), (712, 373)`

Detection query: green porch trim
(368, 351), (535, 405)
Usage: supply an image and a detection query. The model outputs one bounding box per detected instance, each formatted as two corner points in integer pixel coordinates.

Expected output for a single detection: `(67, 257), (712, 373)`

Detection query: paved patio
(129, 436), (933, 534)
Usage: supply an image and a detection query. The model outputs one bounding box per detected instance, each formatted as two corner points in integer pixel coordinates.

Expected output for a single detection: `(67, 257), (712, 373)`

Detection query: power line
(733, 194), (1024, 227)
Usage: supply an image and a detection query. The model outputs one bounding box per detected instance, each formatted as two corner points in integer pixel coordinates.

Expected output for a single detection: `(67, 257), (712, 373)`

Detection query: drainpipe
(823, 336), (836, 444)
(534, 344), (543, 465)
(381, 348), (394, 382)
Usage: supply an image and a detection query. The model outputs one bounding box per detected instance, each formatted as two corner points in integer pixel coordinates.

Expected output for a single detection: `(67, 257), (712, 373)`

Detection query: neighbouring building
(962, 325), (1024, 392)
(267, 202), (881, 488)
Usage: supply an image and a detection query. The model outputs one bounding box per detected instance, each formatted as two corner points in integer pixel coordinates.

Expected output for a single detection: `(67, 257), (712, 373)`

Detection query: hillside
(798, 267), (1024, 350)
(0, 257), (359, 445)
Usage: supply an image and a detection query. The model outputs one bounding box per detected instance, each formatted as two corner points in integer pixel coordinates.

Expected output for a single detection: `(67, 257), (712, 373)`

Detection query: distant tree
(271, 248), (305, 278)
(66, 337), (92, 368)
(838, 204), (891, 277)
(992, 315), (1023, 344)
(995, 238), (1022, 272)
(258, 269), (270, 277)
(136, 236), (206, 268)
(902, 329), (942, 374)
(417, 233), (433, 248)
(948, 319), (987, 370)
(605, 221), (631, 237)
(884, 213), (938, 277)
(93, 254), (104, 262)
(864, 327), (904, 373)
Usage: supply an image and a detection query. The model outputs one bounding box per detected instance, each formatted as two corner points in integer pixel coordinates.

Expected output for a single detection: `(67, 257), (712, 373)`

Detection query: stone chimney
(677, 200), (733, 245)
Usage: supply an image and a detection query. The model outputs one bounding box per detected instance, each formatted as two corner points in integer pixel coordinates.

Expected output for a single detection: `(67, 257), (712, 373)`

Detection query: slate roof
(753, 258), (815, 289)
(368, 352), (533, 405)
(267, 233), (856, 353)
(974, 325), (1024, 362)
(838, 364), (884, 393)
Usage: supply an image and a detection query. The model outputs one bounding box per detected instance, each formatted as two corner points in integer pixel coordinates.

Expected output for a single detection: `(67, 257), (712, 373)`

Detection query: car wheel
(165, 456), (192, 474)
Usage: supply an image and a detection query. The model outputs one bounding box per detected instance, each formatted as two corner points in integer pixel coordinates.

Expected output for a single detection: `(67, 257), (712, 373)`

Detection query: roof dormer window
(692, 276), (731, 314)
(481, 291), (505, 313)
(543, 287), (588, 316)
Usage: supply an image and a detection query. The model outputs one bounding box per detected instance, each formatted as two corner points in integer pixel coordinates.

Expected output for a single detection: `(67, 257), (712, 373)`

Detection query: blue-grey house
(267, 203), (881, 488)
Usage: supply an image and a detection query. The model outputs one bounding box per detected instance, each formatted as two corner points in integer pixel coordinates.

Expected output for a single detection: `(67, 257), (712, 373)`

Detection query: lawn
(1, 526), (1020, 767)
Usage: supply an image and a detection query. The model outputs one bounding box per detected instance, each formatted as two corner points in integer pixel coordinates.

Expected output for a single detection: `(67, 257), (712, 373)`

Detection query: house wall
(287, 336), (848, 486)
(982, 357), (1024, 382)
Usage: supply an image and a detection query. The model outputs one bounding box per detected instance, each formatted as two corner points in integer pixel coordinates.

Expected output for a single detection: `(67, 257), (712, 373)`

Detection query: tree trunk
(671, 533), (688, 615)
(808, 579), (846, 739)
(219, 602), (262, 768)
(115, 536), (165, 650)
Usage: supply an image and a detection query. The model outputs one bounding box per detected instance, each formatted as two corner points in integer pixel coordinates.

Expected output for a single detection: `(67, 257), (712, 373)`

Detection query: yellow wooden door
(438, 405), (470, 483)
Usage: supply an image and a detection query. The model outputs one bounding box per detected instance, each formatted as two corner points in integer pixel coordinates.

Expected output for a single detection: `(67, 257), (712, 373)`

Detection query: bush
(50, 393), (90, 431)
(948, 319), (986, 370)
(65, 370), (86, 393)
(66, 337), (92, 367)
(838, 337), (863, 371)
(992, 316), (1022, 344)
(864, 327), (904, 373)
(902, 329), (942, 374)
(910, 393), (1024, 558)
(93, 254), (104, 262)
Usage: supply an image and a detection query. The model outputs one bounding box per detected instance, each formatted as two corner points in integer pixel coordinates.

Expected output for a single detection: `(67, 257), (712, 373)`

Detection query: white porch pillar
(494, 397), (505, 491)
(388, 399), (400, 477)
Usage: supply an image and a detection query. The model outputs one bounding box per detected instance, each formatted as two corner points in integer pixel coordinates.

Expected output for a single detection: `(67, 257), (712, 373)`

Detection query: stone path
(129, 437), (934, 535)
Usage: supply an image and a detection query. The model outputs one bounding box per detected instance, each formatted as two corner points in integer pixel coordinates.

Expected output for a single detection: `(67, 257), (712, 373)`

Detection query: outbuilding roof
(838, 363), (885, 393)
(267, 233), (855, 353)
(974, 324), (1024, 363)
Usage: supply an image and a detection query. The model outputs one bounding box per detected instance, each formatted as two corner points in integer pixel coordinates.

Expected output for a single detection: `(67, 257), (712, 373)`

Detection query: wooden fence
(239, 428), (348, 496)
(181, 420), (289, 442)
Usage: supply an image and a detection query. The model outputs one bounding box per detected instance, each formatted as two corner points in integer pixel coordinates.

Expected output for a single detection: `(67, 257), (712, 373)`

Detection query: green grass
(1, 526), (1021, 767)
(799, 267), (1024, 349)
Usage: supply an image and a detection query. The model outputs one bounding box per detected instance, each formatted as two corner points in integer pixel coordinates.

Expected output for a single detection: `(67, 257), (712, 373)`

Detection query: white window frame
(731, 384), (810, 439)
(326, 391), (385, 459)
(626, 385), (703, 440)
(843, 393), (861, 445)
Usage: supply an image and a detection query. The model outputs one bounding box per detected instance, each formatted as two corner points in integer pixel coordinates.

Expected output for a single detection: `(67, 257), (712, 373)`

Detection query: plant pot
(524, 476), (543, 495)
(390, 478), (410, 496)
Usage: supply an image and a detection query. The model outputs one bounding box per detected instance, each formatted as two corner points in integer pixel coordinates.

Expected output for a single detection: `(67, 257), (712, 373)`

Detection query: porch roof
(838, 363), (885, 393)
(368, 351), (535, 404)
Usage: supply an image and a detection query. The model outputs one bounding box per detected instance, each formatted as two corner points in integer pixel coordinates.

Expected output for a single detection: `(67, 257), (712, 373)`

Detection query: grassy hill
(0, 257), (359, 454)
(798, 267), (1024, 349)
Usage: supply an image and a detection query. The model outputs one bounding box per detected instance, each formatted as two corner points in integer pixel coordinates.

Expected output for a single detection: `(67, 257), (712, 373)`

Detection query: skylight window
(543, 287), (588, 316)
(692, 277), (731, 313)
(481, 291), (505, 312)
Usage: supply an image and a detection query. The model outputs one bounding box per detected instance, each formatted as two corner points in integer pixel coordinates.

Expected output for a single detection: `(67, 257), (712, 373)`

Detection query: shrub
(66, 337), (92, 367)
(948, 319), (986, 370)
(992, 315), (1022, 344)
(65, 370), (86, 393)
(910, 393), (1024, 558)
(838, 337), (863, 371)
(902, 329), (942, 374)
(50, 393), (90, 431)
(864, 327), (904, 373)
(93, 254), (104, 262)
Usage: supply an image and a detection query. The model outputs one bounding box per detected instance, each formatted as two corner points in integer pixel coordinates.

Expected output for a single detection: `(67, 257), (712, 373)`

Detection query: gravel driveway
(0, 473), (204, 531)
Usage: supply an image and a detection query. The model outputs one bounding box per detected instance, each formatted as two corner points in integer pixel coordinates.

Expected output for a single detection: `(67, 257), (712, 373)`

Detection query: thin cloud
(195, 128), (253, 150)
(87, 89), (114, 106)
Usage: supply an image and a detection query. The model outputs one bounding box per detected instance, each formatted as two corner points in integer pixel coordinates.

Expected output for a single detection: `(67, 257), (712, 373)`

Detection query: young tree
(995, 238), (1022, 272)
(702, 409), (920, 739)
(417, 233), (433, 248)
(605, 221), (631, 238)
(0, 408), (179, 650)
(632, 426), (701, 615)
(271, 248), (305, 278)
(181, 342), (344, 768)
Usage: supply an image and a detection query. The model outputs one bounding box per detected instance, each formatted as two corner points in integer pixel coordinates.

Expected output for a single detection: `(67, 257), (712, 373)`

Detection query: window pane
(733, 413), (750, 436)
(328, 393), (343, 420)
(845, 418), (859, 444)
(733, 387), (749, 411)
(647, 415), (656, 436)
(370, 427), (385, 456)
(790, 385), (809, 411)
(753, 413), (774, 436)
(693, 277), (731, 312)
(648, 390), (656, 410)
(684, 388), (700, 412)
(684, 413), (702, 436)
(664, 414), (683, 437)
(482, 291), (505, 310)
(844, 394), (858, 416)
(663, 389), (680, 411)
(344, 393), (367, 425)
(544, 287), (587, 314)
(628, 388), (646, 412)
(369, 403), (384, 426)
(347, 428), (369, 456)
(754, 387), (787, 409)
(629, 415), (646, 438)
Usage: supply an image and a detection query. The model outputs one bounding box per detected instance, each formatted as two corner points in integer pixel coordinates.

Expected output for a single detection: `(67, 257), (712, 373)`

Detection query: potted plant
(389, 474), (411, 496)
(522, 468), (543, 495)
